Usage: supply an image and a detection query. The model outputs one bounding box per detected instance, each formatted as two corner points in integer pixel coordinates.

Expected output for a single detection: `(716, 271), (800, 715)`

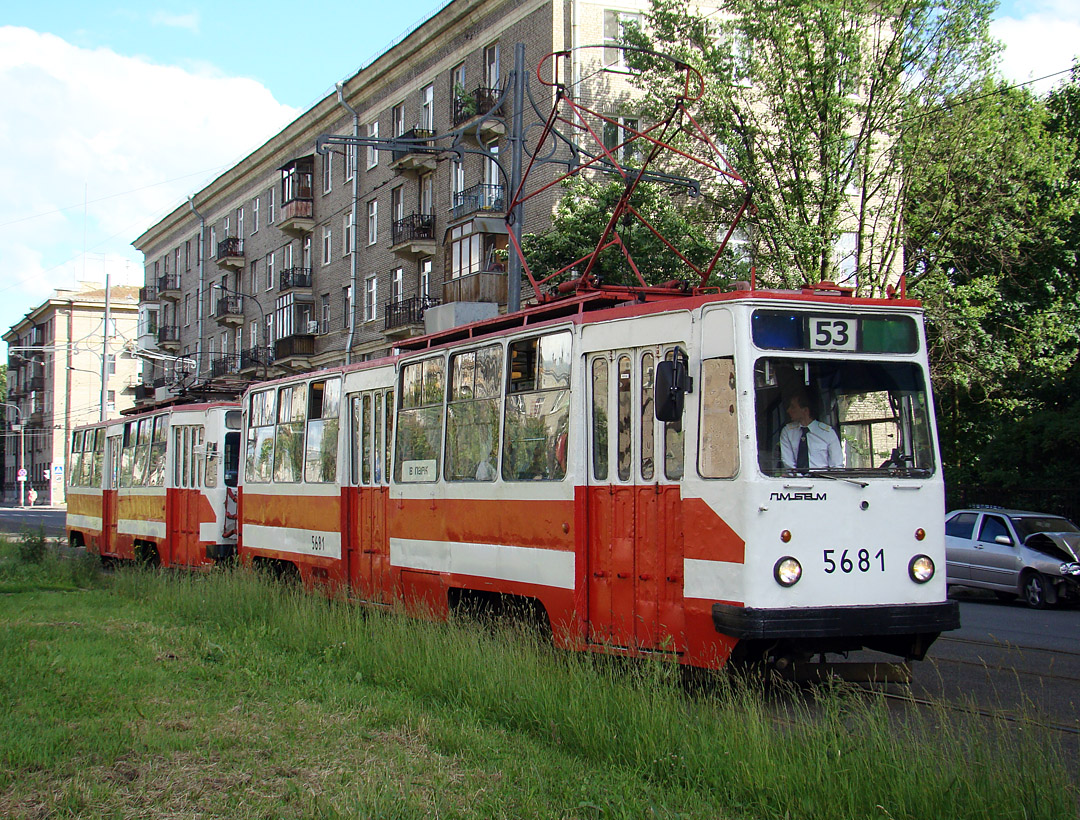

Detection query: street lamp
(0, 402), (25, 508)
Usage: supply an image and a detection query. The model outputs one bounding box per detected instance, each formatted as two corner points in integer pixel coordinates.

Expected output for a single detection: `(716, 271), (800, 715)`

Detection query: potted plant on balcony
(454, 83), (478, 119)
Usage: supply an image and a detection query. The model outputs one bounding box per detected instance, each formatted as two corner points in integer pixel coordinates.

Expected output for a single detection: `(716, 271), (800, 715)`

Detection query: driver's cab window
(978, 515), (1012, 545)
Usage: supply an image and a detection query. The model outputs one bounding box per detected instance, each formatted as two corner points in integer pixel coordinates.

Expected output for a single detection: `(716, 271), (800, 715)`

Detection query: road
(0, 507), (67, 538)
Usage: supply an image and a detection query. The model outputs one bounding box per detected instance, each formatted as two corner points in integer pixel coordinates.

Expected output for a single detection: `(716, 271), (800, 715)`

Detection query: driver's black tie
(796, 427), (810, 470)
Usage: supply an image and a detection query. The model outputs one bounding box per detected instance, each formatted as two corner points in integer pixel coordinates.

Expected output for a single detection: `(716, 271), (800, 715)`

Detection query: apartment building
(3, 284), (140, 505)
(132, 0), (667, 404)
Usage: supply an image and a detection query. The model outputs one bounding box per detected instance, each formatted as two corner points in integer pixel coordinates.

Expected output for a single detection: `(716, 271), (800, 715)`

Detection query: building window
(266, 313), (274, 344)
(183, 294), (190, 327)
(392, 102), (405, 137)
(392, 267), (404, 303)
(343, 211), (354, 256)
(107, 391), (116, 413)
(485, 43), (500, 87)
(367, 200), (378, 246)
(302, 235), (312, 268)
(366, 121), (379, 169)
(449, 222), (482, 278)
(237, 207), (244, 238)
(420, 83), (434, 130)
(450, 159), (464, 198)
(604, 11), (642, 67)
(266, 251), (275, 291)
(602, 117), (640, 163)
(269, 187), (276, 223)
(452, 62), (466, 93)
(420, 258), (432, 298)
(252, 196), (260, 233)
(343, 285), (352, 329)
(323, 151), (333, 194)
(391, 186), (404, 227)
(163, 253), (169, 275)
(210, 227), (217, 259)
(250, 259), (258, 295)
(484, 140), (500, 187)
(420, 173), (434, 215)
(364, 274), (377, 322)
(321, 295), (331, 334)
(323, 226), (333, 265)
(345, 143), (356, 181)
(185, 240), (191, 270)
(284, 242), (294, 270)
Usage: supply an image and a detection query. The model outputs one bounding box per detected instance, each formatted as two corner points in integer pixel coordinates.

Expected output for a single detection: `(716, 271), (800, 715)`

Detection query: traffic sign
(16, 468), (26, 481)
(43, 468), (51, 481)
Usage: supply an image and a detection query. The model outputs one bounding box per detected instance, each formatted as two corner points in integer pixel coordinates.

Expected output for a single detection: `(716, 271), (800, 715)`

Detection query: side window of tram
(70, 432), (83, 487)
(304, 378), (341, 483)
(274, 382), (307, 483)
(504, 331), (571, 481)
(591, 358), (608, 481)
(699, 357), (738, 479)
(446, 344), (502, 481)
(351, 389), (393, 486)
(246, 389), (276, 483)
(120, 421), (136, 488)
(147, 416), (167, 487)
(662, 348), (685, 479)
(395, 357), (445, 483)
(92, 429), (105, 487)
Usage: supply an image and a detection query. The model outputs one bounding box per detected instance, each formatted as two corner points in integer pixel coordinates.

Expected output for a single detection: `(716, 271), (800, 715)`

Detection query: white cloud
(150, 11), (200, 33)
(0, 26), (297, 334)
(992, 4), (1080, 95)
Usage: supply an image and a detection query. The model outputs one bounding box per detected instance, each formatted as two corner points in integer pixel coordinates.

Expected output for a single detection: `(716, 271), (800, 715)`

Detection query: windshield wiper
(805, 470), (869, 488)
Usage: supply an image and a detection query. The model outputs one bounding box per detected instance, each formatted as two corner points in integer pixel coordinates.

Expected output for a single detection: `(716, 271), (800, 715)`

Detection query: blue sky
(0, 0), (1076, 340)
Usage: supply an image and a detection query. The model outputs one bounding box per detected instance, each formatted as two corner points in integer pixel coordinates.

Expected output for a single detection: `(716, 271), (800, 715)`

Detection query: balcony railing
(451, 183), (505, 220)
(157, 326), (180, 346)
(384, 295), (440, 332)
(134, 384), (153, 401)
(209, 355), (241, 378)
(274, 333), (315, 360)
(240, 346), (272, 372)
(452, 86), (502, 127)
(390, 128), (435, 164)
(217, 236), (244, 259)
(391, 213), (436, 246)
(279, 268), (313, 291)
(443, 269), (507, 305)
(214, 297), (244, 320)
(158, 274), (181, 297)
(28, 376), (44, 392)
(139, 285), (158, 302)
(279, 197), (315, 234)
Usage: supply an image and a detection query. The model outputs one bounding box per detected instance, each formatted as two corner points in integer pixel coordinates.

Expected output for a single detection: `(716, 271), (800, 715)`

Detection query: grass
(0, 538), (1075, 819)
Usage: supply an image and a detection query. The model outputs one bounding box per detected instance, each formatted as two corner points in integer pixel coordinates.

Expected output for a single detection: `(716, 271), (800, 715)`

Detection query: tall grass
(105, 567), (1075, 820)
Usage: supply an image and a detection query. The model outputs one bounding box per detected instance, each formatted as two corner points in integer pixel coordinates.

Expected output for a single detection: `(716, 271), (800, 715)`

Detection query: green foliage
(16, 527), (47, 565)
(521, 175), (736, 289)
(625, 0), (998, 292)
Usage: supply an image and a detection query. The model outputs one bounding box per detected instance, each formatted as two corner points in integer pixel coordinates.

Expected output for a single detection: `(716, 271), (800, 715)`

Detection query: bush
(17, 527), (48, 564)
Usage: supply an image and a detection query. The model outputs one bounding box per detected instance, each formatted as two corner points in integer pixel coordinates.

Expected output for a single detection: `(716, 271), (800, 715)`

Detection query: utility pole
(99, 270), (111, 422)
(507, 42), (526, 313)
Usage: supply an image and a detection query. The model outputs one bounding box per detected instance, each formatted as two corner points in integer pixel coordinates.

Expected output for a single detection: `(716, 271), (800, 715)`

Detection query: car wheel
(1021, 572), (1051, 609)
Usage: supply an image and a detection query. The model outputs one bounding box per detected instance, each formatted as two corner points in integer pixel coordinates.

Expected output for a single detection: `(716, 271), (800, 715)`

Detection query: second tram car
(235, 286), (959, 670)
(66, 402), (241, 567)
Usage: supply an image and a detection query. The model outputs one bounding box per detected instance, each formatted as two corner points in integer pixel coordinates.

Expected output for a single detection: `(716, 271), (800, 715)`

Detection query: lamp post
(1, 403), (25, 508)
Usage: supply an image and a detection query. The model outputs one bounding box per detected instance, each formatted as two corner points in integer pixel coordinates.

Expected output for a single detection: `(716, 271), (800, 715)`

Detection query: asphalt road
(0, 507), (67, 538)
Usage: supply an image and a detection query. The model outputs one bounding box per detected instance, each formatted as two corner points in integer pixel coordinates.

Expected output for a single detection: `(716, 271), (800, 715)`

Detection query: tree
(623, 0), (998, 293)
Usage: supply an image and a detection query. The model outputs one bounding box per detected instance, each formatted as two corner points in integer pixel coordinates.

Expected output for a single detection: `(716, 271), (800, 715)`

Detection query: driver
(780, 391), (843, 470)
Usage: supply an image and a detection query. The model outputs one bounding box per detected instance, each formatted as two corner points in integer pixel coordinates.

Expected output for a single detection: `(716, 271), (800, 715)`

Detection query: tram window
(360, 393), (372, 484)
(641, 353), (655, 481)
(591, 358), (609, 481)
(225, 410), (241, 430)
(305, 378), (341, 483)
(246, 389), (276, 484)
(396, 357), (445, 483)
(194, 427), (205, 487)
(698, 358), (738, 479)
(446, 344), (502, 482)
(174, 428), (184, 487)
(147, 415), (168, 487)
(70, 432), (83, 487)
(374, 391), (384, 483)
(92, 429), (104, 487)
(384, 389), (394, 486)
(120, 421), (136, 488)
(274, 382), (307, 483)
(663, 349), (685, 480)
(503, 331), (571, 481)
(222, 432), (239, 487)
(617, 355), (632, 481)
(754, 358), (935, 476)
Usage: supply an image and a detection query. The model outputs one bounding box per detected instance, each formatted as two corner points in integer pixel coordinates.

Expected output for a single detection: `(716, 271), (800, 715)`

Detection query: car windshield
(755, 358), (935, 477)
(1011, 516), (1080, 539)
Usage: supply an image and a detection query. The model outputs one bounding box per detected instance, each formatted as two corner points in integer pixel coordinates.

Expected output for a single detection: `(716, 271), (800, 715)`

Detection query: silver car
(945, 507), (1080, 608)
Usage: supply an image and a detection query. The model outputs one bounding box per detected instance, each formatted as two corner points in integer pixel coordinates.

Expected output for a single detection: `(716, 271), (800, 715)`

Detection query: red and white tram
(236, 286), (958, 669)
(66, 402), (241, 567)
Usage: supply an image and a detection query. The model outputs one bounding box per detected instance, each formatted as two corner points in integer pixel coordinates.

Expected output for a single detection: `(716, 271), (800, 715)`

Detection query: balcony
(157, 325), (181, 351)
(134, 384), (153, 402)
(273, 333), (316, 367)
(443, 269), (507, 305)
(279, 267), (313, 293)
(279, 157), (315, 234)
(239, 346), (272, 375)
(451, 184), (505, 221)
(389, 128), (437, 174)
(209, 355), (241, 378)
(279, 197), (315, 235)
(139, 285), (158, 302)
(157, 274), (181, 301)
(390, 213), (437, 257)
(28, 376), (44, 392)
(214, 296), (245, 327)
(452, 86), (505, 140)
(384, 295), (440, 338)
(216, 237), (244, 269)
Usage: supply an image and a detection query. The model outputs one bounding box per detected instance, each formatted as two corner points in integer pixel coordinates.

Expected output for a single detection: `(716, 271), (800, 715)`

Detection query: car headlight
(908, 554), (935, 583)
(774, 556), (802, 587)
(1059, 562), (1080, 577)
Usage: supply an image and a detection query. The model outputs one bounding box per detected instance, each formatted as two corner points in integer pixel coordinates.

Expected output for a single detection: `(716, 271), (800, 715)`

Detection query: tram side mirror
(655, 348), (693, 423)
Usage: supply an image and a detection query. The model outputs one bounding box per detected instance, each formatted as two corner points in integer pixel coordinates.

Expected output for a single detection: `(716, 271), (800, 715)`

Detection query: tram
(235, 284), (959, 669)
(66, 402), (241, 567)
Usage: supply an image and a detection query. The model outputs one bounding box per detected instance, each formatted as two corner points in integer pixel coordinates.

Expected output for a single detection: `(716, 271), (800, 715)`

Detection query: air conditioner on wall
(307, 320), (319, 334)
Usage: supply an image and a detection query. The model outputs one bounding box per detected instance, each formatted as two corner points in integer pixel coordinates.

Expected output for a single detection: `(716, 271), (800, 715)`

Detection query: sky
(0, 0), (1077, 339)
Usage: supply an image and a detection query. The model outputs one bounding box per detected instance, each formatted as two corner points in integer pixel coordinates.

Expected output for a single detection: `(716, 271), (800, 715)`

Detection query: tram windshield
(754, 358), (935, 478)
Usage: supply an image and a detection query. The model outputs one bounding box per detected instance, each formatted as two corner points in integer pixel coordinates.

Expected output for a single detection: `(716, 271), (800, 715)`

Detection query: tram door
(102, 433), (121, 553)
(586, 348), (686, 653)
(346, 390), (392, 603)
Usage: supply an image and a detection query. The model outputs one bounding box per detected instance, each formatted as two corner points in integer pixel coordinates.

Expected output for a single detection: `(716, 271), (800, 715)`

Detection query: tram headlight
(908, 554), (935, 584)
(774, 556), (802, 587)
